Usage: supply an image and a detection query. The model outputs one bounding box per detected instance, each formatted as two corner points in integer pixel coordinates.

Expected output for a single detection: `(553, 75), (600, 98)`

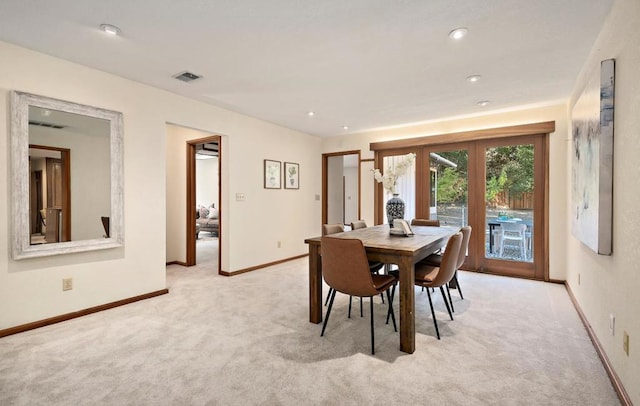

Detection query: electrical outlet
(236, 192), (245, 201)
(62, 278), (73, 291)
(277, 241), (282, 248)
(578, 273), (581, 285)
(623, 331), (629, 356)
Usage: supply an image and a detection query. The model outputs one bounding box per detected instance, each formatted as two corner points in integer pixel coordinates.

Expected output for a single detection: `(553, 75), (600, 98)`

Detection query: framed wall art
(284, 162), (299, 189)
(264, 159), (281, 189)
(571, 59), (615, 255)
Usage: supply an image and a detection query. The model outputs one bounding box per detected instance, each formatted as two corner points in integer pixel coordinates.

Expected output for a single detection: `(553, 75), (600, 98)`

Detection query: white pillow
(207, 208), (219, 219)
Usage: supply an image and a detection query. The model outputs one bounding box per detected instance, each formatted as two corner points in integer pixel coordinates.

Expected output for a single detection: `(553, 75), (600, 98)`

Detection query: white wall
(196, 158), (218, 208)
(0, 41), (321, 330)
(322, 104), (569, 281)
(565, 0), (640, 402)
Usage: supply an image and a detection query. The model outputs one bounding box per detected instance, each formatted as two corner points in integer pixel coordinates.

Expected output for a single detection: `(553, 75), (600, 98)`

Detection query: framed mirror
(10, 91), (124, 259)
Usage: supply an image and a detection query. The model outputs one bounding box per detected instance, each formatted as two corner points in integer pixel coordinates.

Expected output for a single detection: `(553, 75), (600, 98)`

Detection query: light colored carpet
(0, 244), (620, 405)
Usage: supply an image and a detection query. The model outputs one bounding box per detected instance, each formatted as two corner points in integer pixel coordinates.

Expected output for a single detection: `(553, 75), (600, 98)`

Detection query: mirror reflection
(11, 90), (123, 259)
(28, 106), (111, 245)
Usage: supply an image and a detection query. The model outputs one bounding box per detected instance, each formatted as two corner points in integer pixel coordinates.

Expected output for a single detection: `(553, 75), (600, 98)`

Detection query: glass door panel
(381, 154), (416, 224)
(429, 150), (469, 227)
(484, 144), (534, 263)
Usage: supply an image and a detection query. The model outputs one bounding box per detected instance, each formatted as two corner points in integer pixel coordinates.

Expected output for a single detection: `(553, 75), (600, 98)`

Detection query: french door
(423, 135), (545, 279)
(376, 132), (547, 280)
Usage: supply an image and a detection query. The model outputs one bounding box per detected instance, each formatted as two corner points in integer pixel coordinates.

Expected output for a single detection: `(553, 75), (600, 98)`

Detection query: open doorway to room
(187, 136), (221, 269)
(322, 150), (361, 228)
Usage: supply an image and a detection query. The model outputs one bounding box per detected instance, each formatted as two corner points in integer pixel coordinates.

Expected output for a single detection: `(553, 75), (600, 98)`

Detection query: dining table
(305, 224), (459, 354)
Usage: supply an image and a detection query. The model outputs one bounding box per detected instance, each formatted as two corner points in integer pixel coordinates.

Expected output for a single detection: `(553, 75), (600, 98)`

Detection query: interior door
(322, 151), (360, 227)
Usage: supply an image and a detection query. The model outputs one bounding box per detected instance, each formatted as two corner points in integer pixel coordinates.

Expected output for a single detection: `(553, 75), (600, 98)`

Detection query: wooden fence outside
(492, 191), (534, 209)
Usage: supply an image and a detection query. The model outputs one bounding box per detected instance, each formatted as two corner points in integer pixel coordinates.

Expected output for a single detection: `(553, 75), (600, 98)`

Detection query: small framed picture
(284, 162), (299, 189)
(264, 159), (281, 189)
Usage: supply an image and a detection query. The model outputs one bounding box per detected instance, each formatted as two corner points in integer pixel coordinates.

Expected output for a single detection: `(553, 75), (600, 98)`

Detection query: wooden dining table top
(305, 224), (457, 261)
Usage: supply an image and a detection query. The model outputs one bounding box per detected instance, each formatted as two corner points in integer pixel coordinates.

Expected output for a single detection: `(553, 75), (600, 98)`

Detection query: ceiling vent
(173, 71), (202, 83)
(29, 120), (65, 129)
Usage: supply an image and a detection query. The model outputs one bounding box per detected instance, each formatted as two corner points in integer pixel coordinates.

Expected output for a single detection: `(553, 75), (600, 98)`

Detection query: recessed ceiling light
(307, 111), (315, 117)
(448, 27), (468, 40)
(477, 100), (490, 107)
(100, 24), (120, 36)
(342, 125), (349, 131)
(466, 75), (481, 83)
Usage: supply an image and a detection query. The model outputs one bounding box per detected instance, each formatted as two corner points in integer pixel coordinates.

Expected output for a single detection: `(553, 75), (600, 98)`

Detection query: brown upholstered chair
(320, 236), (397, 354)
(422, 226), (472, 309)
(349, 220), (386, 313)
(411, 218), (441, 227)
(322, 224), (344, 236)
(322, 224), (345, 307)
(413, 232), (463, 339)
(350, 220), (367, 230)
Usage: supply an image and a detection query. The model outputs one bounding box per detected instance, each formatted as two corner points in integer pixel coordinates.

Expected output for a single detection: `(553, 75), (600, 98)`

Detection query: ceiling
(0, 1), (613, 137)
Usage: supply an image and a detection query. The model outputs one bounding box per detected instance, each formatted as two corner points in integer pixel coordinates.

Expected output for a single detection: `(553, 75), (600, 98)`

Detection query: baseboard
(220, 253), (308, 276)
(166, 260), (188, 266)
(564, 282), (632, 406)
(0, 289), (169, 339)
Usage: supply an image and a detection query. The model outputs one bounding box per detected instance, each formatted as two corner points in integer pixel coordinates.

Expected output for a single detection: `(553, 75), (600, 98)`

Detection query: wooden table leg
(309, 244), (322, 324)
(398, 256), (415, 353)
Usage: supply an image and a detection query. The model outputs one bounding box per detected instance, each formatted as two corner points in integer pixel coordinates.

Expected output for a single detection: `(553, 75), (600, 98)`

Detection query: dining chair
(413, 232), (463, 339)
(322, 224), (345, 307)
(498, 222), (527, 259)
(420, 226), (472, 310)
(320, 236), (397, 354)
(349, 220), (386, 312)
(350, 220), (368, 230)
(410, 218), (441, 227)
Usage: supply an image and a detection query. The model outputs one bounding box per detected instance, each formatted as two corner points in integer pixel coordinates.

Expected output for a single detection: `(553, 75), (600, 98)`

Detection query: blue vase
(386, 194), (405, 227)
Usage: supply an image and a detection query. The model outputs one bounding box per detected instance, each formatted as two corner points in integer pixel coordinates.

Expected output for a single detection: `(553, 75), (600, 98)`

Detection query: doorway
(186, 136), (221, 271)
(322, 150), (361, 227)
(373, 122), (552, 280)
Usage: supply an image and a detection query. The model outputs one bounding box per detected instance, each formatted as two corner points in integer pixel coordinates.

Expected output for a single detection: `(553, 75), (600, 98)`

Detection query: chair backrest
(350, 220), (367, 230)
(500, 222), (527, 236)
(321, 236), (379, 297)
(411, 218), (440, 227)
(456, 226), (472, 269)
(429, 232), (463, 287)
(322, 224), (344, 236)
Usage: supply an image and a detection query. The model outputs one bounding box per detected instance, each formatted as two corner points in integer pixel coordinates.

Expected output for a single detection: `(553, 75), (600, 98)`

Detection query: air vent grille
(173, 71), (202, 82)
(29, 120), (65, 129)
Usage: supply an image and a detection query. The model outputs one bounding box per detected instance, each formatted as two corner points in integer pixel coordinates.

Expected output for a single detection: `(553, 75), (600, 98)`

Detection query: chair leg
(325, 287), (333, 306)
(348, 296), (352, 318)
(321, 289), (337, 337)
(426, 288), (440, 340)
(386, 288), (397, 332)
(386, 284), (396, 325)
(445, 283), (455, 313)
(453, 272), (464, 300)
(380, 292), (385, 304)
(440, 286), (453, 321)
(370, 296), (375, 355)
(360, 297), (363, 317)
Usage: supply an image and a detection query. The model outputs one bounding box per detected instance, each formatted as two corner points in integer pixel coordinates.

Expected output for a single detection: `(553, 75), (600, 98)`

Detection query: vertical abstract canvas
(571, 59), (615, 255)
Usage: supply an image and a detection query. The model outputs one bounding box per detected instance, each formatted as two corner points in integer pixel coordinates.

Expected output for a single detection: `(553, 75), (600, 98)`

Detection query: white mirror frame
(10, 91), (124, 259)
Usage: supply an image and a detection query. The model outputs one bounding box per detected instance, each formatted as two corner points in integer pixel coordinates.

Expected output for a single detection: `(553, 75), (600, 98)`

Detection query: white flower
(372, 153), (416, 194)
